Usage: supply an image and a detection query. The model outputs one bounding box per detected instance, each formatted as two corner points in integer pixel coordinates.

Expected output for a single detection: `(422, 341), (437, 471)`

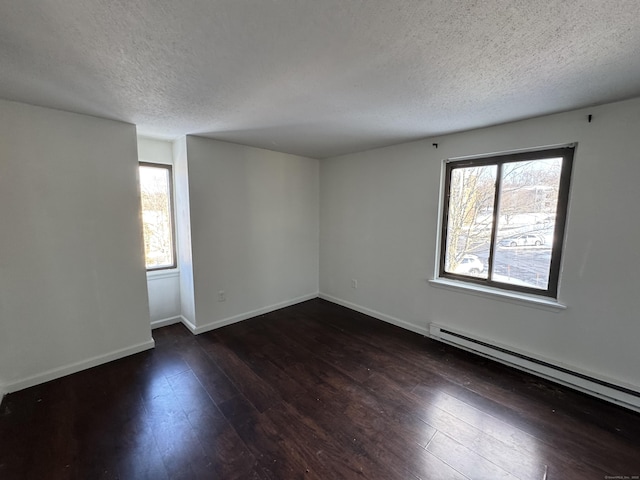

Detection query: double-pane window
(440, 146), (574, 297)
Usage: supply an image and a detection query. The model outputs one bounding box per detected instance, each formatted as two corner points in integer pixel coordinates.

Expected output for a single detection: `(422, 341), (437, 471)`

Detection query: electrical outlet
(218, 290), (226, 302)
(351, 279), (358, 289)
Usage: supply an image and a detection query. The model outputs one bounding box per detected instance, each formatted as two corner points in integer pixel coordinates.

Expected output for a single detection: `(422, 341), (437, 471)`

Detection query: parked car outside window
(452, 254), (484, 275)
(498, 234), (545, 248)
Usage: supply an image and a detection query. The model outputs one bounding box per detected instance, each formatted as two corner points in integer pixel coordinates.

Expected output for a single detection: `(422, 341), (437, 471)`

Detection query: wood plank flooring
(1, 298), (639, 479)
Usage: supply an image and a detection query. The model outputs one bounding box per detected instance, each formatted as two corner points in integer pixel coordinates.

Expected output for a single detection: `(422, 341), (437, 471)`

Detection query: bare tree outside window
(445, 165), (496, 278)
(139, 163), (176, 270)
(440, 147), (574, 297)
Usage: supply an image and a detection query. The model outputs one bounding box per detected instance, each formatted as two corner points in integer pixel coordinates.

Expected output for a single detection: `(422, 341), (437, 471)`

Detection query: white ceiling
(2, 1), (640, 159)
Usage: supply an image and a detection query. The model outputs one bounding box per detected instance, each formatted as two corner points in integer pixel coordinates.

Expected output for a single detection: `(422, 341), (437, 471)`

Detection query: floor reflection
(417, 389), (542, 479)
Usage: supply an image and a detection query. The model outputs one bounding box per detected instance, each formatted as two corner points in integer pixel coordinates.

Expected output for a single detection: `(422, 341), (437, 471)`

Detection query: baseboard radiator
(428, 323), (640, 413)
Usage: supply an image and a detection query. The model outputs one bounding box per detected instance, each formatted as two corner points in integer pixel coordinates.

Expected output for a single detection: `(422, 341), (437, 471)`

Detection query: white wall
(137, 136), (182, 327)
(146, 270), (181, 328)
(137, 136), (174, 167)
(0, 100), (154, 397)
(173, 136), (197, 327)
(320, 98), (640, 392)
(184, 136), (319, 332)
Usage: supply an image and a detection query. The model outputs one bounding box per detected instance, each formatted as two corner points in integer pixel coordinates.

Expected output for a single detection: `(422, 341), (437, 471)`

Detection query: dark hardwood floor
(1, 299), (639, 479)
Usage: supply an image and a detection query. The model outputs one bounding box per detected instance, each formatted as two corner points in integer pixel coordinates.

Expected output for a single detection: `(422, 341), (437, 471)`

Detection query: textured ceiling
(2, 1), (640, 158)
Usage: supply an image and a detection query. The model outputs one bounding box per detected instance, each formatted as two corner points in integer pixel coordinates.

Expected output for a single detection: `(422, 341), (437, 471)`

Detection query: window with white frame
(439, 146), (574, 298)
(139, 163), (176, 270)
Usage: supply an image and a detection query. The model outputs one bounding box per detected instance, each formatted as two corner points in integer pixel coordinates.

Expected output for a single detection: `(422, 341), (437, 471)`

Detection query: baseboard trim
(188, 293), (319, 335)
(318, 293), (428, 336)
(180, 315), (198, 334)
(0, 339), (155, 396)
(151, 315), (182, 330)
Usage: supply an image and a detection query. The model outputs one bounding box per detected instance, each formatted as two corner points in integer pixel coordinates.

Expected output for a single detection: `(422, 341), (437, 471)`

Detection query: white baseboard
(187, 293), (319, 335)
(318, 293), (428, 336)
(151, 315), (182, 330)
(0, 339), (155, 396)
(180, 315), (198, 334)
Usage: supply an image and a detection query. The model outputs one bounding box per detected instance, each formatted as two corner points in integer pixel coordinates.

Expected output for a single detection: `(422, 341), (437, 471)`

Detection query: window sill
(146, 269), (180, 280)
(428, 278), (566, 311)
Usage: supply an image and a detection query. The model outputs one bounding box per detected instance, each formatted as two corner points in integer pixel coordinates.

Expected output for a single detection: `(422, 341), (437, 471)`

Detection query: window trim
(438, 145), (574, 298)
(428, 278), (567, 311)
(139, 162), (177, 271)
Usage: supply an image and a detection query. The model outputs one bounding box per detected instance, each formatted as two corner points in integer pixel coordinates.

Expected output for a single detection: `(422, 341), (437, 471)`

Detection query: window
(139, 163), (176, 270)
(439, 146), (574, 297)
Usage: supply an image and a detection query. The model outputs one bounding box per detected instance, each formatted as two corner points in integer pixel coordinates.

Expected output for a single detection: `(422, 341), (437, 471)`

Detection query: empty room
(1, 1), (639, 479)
